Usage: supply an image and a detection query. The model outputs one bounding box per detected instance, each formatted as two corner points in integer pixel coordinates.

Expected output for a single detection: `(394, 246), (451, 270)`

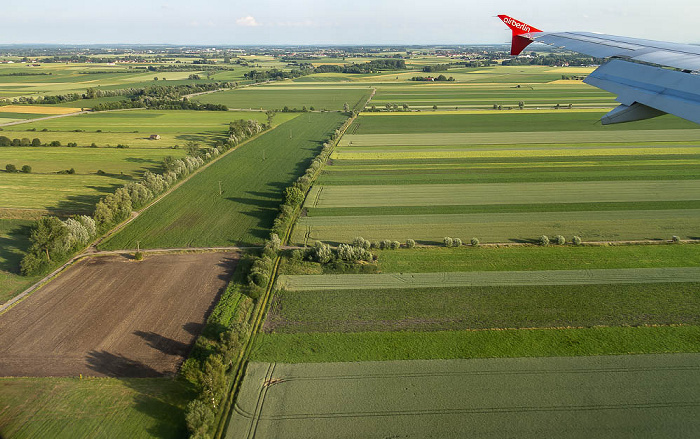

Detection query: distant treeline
(422, 63), (451, 72)
(244, 59), (407, 83)
(2, 82), (233, 110)
(0, 72), (52, 77)
(410, 75), (455, 82)
(503, 54), (603, 66)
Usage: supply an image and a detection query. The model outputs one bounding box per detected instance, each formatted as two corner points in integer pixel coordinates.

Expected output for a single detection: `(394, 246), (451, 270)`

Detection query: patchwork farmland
(1, 51), (699, 439)
(293, 110), (700, 245)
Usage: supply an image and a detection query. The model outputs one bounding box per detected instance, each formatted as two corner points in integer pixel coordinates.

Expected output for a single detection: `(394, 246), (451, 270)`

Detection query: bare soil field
(0, 252), (237, 378)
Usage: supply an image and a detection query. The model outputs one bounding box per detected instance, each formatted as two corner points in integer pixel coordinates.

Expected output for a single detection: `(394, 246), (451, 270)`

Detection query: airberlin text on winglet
(498, 15), (542, 36)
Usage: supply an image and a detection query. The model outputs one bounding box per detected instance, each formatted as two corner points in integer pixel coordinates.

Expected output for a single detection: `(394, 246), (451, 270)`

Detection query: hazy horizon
(3, 0), (699, 46)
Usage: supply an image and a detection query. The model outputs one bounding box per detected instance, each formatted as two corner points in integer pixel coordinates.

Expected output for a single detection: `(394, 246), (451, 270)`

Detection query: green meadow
(0, 377), (192, 439)
(100, 112), (346, 249)
(194, 85), (373, 111)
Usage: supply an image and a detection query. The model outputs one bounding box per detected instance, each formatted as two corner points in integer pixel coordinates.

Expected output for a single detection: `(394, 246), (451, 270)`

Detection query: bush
(352, 236), (371, 250)
(390, 240), (401, 250)
(443, 237), (453, 247)
(572, 236), (582, 246)
(672, 235), (681, 243)
(5, 164), (16, 172)
(21, 165), (31, 173)
(134, 251), (144, 261)
(470, 237), (480, 246)
(453, 238), (462, 247)
(538, 235), (550, 246)
(31, 138), (41, 146)
(380, 239), (392, 250)
(406, 239), (416, 248)
(554, 235), (566, 245)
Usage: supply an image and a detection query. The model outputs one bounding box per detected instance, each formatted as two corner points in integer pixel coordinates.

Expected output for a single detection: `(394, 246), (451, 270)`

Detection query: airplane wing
(498, 15), (700, 125)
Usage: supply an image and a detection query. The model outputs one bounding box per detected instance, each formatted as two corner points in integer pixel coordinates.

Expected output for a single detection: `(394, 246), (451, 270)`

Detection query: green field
(230, 354), (700, 439)
(252, 326), (700, 363)
(0, 219), (40, 304)
(100, 112), (346, 249)
(293, 208), (700, 244)
(194, 85), (373, 111)
(1, 109), (282, 136)
(0, 377), (192, 439)
(0, 147), (188, 212)
(268, 281), (700, 332)
(374, 244), (700, 273)
(350, 112), (698, 134)
(305, 180), (700, 208)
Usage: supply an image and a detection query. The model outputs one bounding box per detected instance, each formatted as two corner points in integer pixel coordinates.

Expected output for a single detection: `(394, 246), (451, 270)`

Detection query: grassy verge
(0, 377), (193, 439)
(252, 325), (700, 363)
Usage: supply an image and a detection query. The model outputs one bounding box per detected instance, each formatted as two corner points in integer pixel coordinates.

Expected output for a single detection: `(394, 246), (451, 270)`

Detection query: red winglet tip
(499, 15), (542, 36)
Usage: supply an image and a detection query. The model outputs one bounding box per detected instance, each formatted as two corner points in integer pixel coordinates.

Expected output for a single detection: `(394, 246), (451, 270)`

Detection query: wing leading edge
(498, 15), (700, 125)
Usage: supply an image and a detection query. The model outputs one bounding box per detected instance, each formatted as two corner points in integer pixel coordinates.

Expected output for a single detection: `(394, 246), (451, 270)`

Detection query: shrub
(672, 235), (681, 243)
(5, 164), (17, 172)
(370, 241), (380, 249)
(134, 251), (144, 261)
(470, 237), (480, 246)
(31, 138), (41, 146)
(390, 240), (401, 250)
(96, 169), (106, 175)
(554, 235), (566, 245)
(538, 235), (550, 246)
(67, 168), (76, 174)
(572, 236), (582, 246)
(406, 239), (416, 248)
(380, 239), (392, 250)
(352, 236), (371, 250)
(453, 238), (463, 247)
(443, 237), (453, 247)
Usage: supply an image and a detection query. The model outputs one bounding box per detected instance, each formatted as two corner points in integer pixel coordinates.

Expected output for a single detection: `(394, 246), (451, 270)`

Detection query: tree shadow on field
(85, 350), (162, 378)
(0, 224), (32, 273)
(85, 350), (193, 438)
(133, 331), (190, 358)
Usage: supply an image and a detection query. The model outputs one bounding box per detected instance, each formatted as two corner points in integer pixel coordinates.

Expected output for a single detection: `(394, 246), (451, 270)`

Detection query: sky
(3, 0), (699, 46)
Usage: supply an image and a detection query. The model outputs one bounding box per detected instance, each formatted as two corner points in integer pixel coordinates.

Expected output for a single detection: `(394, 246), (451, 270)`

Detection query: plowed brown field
(0, 252), (237, 377)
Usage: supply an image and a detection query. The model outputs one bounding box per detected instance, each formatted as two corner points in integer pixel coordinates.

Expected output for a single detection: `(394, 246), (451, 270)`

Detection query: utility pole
(136, 240), (140, 252)
(218, 180), (222, 195)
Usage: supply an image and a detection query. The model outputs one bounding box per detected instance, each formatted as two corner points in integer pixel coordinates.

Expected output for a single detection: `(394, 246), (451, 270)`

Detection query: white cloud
(236, 16), (259, 27)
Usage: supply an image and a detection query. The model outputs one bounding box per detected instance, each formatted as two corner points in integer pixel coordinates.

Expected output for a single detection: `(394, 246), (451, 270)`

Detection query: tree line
(19, 119), (266, 276)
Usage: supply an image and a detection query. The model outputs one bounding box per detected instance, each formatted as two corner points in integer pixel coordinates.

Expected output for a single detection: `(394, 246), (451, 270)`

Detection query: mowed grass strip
(292, 209), (700, 244)
(339, 131), (700, 146)
(307, 201), (700, 217)
(350, 113), (697, 134)
(316, 164), (700, 185)
(252, 326), (700, 363)
(230, 355), (700, 439)
(305, 181), (700, 208)
(267, 282), (700, 333)
(278, 267), (700, 291)
(100, 112), (346, 249)
(0, 377), (192, 439)
(332, 145), (700, 160)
